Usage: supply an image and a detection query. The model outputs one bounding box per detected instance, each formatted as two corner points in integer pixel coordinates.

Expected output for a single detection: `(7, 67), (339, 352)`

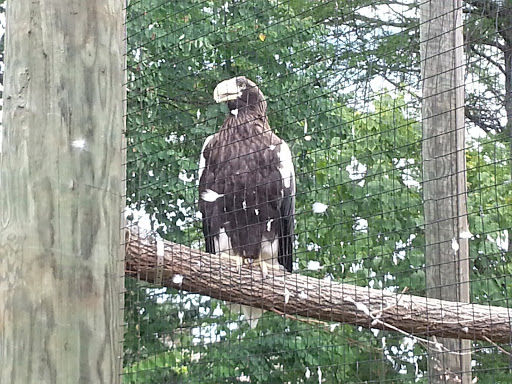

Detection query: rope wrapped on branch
(125, 230), (511, 344)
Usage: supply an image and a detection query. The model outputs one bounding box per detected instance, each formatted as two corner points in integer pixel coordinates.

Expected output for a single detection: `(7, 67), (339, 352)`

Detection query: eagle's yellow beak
(213, 77), (243, 103)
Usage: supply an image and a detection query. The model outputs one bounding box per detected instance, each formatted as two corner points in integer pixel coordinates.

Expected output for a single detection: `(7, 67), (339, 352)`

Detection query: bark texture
(421, 0), (472, 382)
(125, 231), (511, 344)
(0, 1), (125, 383)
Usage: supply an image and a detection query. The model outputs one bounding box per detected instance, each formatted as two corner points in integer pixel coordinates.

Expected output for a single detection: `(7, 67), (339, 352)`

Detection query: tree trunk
(421, 1), (472, 383)
(0, 1), (125, 383)
(125, 231), (511, 344)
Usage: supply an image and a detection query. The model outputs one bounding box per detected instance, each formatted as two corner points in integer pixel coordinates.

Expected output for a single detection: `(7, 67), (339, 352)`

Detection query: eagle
(198, 76), (295, 327)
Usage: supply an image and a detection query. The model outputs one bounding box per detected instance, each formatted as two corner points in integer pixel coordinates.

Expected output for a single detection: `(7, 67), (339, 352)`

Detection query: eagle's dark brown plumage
(198, 77), (295, 327)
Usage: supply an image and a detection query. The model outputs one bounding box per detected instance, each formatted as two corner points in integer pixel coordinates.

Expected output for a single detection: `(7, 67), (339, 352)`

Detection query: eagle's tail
(241, 304), (264, 329)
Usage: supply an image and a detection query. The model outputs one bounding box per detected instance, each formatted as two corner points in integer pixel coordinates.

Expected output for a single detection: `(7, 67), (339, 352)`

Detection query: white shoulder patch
(198, 134), (214, 181)
(277, 141), (295, 189)
(201, 189), (224, 202)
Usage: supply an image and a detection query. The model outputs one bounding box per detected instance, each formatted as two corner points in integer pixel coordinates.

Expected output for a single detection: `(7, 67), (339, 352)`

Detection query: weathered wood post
(0, 1), (125, 383)
(420, 0), (472, 383)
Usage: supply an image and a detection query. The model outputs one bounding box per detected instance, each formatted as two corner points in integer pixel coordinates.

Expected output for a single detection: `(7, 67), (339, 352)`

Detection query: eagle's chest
(202, 132), (283, 258)
(208, 133), (279, 184)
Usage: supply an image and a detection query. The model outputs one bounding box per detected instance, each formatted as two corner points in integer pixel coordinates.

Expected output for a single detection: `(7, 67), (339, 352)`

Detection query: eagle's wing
(202, 214), (216, 255)
(277, 140), (295, 272)
(198, 134), (216, 254)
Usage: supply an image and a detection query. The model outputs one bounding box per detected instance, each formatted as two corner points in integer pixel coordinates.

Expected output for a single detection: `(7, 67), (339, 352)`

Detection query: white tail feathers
(241, 304), (264, 329)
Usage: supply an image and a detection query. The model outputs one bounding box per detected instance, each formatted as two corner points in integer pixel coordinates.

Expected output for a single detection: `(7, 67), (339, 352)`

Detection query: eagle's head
(213, 76), (267, 115)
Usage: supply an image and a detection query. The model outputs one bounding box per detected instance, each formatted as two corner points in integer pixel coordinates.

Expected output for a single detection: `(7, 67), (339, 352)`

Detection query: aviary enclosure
(122, 0), (512, 382)
(123, 0), (511, 383)
(1, 0), (511, 383)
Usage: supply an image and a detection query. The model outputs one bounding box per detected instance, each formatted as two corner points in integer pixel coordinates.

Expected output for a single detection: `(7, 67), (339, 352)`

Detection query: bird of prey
(198, 76), (295, 327)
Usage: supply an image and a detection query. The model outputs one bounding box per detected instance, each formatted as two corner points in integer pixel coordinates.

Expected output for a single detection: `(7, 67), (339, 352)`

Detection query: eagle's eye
(237, 81), (247, 91)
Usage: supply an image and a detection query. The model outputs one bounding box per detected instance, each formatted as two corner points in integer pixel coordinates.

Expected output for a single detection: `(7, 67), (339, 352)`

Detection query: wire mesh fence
(123, 0), (512, 383)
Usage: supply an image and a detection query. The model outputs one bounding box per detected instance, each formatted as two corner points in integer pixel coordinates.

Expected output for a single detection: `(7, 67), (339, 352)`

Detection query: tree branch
(466, 34), (506, 52)
(464, 0), (502, 19)
(465, 105), (504, 134)
(125, 231), (512, 344)
(470, 45), (506, 74)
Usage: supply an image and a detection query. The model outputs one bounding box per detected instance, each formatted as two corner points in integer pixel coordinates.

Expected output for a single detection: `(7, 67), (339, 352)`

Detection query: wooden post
(420, 1), (472, 383)
(0, 1), (125, 383)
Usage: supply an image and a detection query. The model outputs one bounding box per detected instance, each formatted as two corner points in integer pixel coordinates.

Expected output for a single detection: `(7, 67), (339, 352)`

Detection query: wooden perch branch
(125, 231), (511, 344)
